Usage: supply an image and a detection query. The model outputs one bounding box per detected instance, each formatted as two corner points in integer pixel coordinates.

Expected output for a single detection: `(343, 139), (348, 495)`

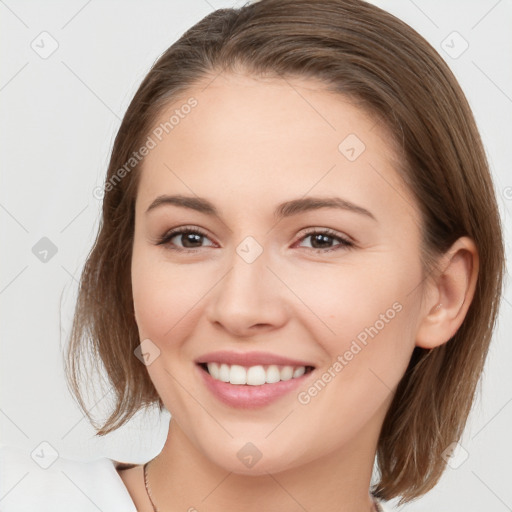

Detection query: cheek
(294, 271), (419, 440)
(291, 255), (420, 344)
(130, 249), (211, 406)
(131, 247), (215, 342)
(289, 257), (423, 411)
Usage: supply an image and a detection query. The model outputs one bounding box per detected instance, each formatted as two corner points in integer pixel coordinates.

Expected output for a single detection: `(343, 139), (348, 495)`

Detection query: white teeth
(280, 366), (294, 381)
(229, 364), (247, 385)
(219, 363), (230, 382)
(247, 365), (266, 386)
(205, 363), (309, 385)
(207, 362), (220, 380)
(293, 366), (305, 378)
(266, 365), (281, 383)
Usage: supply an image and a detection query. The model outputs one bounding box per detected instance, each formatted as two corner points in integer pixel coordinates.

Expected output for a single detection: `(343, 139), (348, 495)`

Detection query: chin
(199, 438), (305, 477)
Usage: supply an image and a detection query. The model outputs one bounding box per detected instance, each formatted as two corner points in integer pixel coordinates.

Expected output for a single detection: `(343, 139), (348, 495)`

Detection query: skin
(118, 72), (478, 512)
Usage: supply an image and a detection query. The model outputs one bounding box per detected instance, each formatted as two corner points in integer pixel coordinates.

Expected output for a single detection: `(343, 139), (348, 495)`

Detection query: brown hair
(64, 0), (505, 504)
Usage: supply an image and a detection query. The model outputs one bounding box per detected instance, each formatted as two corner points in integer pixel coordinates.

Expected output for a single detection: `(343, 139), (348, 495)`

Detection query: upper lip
(195, 351), (315, 368)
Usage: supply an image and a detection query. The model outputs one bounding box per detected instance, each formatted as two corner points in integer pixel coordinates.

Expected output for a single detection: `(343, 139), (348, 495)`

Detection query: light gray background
(1, 1), (511, 510)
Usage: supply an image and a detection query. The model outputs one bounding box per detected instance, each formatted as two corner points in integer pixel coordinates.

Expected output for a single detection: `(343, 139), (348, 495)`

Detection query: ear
(415, 236), (479, 349)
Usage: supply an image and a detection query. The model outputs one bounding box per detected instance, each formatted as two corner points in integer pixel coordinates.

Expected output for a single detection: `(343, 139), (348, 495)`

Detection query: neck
(148, 417), (382, 512)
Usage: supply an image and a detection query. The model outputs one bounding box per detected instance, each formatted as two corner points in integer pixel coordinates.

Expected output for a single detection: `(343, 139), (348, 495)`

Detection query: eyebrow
(145, 194), (376, 221)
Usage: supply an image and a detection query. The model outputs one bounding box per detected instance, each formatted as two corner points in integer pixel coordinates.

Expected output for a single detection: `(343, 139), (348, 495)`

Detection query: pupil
(312, 234), (331, 248)
(183, 233), (202, 248)
(179, 233), (334, 249)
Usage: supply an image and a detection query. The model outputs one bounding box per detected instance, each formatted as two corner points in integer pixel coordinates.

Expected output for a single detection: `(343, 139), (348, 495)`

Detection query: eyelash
(156, 225), (354, 254)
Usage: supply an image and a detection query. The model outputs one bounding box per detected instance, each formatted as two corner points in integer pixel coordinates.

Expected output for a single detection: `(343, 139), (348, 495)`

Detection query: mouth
(197, 362), (315, 385)
(194, 352), (317, 408)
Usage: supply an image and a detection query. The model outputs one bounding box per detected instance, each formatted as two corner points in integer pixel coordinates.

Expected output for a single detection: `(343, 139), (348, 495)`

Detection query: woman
(1, 0), (504, 510)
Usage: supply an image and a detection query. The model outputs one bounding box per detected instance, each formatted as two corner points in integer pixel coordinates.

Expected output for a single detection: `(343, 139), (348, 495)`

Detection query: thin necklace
(144, 459), (383, 512)
(143, 460), (159, 512)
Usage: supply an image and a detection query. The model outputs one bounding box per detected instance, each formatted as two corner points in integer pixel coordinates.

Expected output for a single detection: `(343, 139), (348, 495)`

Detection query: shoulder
(0, 443), (138, 512)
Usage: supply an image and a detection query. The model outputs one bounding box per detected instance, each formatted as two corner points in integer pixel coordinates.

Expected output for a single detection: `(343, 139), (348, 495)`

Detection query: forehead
(136, 72), (418, 225)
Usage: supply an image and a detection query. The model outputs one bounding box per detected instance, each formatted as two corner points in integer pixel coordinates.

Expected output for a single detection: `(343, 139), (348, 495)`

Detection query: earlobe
(415, 236), (479, 349)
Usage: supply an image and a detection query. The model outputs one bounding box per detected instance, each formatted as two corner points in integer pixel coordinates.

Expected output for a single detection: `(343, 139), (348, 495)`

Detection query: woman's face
(131, 72), (427, 474)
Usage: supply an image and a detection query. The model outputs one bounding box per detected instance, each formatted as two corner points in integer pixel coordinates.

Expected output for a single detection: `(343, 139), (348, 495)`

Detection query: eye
(156, 226), (354, 254)
(156, 226), (216, 252)
(294, 228), (354, 253)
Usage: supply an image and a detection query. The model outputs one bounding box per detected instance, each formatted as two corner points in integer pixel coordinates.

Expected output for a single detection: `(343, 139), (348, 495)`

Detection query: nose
(205, 245), (289, 338)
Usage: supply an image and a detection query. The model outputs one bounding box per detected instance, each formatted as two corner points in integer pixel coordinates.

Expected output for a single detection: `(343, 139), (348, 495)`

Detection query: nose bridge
(206, 234), (288, 334)
(221, 236), (274, 308)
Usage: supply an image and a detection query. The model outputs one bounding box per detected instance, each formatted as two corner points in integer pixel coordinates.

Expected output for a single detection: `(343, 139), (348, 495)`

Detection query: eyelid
(294, 226), (353, 244)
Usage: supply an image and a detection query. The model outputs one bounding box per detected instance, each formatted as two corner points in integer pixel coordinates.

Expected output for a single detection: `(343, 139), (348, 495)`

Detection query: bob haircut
(64, 0), (505, 504)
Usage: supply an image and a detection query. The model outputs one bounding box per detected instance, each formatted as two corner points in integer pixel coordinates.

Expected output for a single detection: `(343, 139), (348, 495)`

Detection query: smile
(195, 351), (316, 408)
(200, 362), (314, 385)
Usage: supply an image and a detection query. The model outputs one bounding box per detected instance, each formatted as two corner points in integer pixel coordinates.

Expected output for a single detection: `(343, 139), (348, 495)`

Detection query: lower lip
(197, 364), (313, 408)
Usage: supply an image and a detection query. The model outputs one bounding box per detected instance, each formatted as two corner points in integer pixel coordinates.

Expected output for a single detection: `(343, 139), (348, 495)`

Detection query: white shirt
(0, 444), (137, 511)
(0, 443), (393, 511)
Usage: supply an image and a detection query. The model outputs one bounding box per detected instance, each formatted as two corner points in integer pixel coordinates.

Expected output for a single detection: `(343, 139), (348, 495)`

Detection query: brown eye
(156, 226), (354, 254)
(296, 229), (353, 253)
(157, 227), (215, 252)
